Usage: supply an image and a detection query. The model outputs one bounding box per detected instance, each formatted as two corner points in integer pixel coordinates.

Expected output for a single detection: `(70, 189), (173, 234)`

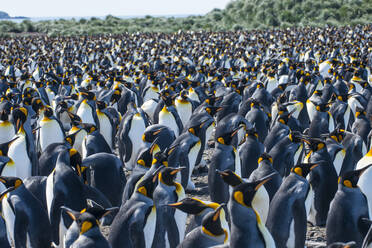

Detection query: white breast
(8, 134), (32, 180)
(286, 220), (295, 248)
(306, 100), (316, 123)
(0, 121), (15, 143)
(175, 101), (192, 127)
(97, 113), (113, 149)
(141, 100), (158, 121)
(144, 206), (157, 248)
(126, 115), (146, 170)
(186, 141), (201, 190)
(333, 149), (346, 176)
(2, 195), (15, 246)
(159, 111), (179, 137)
(252, 186), (270, 224)
(40, 119), (65, 151)
(46, 171), (55, 220)
(77, 102), (95, 125)
(358, 166), (372, 218)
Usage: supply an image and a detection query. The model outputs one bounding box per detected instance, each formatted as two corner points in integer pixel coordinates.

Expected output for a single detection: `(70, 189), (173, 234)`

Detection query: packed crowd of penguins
(0, 24), (371, 248)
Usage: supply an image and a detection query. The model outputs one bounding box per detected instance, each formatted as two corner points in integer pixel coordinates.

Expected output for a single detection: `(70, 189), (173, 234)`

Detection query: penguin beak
(152, 127), (165, 136)
(170, 167), (186, 175)
(150, 143), (160, 155)
(217, 170), (229, 177)
(61, 206), (79, 221)
(356, 164), (372, 178)
(152, 165), (166, 182)
(254, 172), (277, 191)
(231, 126), (242, 137)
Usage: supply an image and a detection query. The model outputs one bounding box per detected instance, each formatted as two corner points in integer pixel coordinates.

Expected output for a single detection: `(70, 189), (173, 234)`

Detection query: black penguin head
(136, 148), (153, 169)
(355, 107), (366, 118)
(201, 204), (226, 237)
(291, 162), (321, 178)
(258, 153), (273, 165)
(64, 210), (99, 235)
(110, 89), (121, 103)
(65, 130), (81, 146)
(0, 137), (19, 157)
(84, 199), (118, 220)
(12, 107), (28, 132)
(288, 131), (304, 143)
(43, 106), (54, 118)
(80, 91), (96, 101)
(158, 167), (185, 186)
(205, 106), (223, 116)
(168, 197), (220, 215)
(338, 164), (372, 189)
(308, 138), (326, 151)
(216, 126), (241, 146)
(0, 176), (23, 190)
(327, 127), (345, 143)
(136, 168), (162, 199)
(96, 101), (107, 111)
(31, 98), (44, 114)
(218, 169), (243, 187)
(188, 117), (213, 137)
(82, 123), (97, 134)
(232, 173), (276, 208)
(67, 112), (82, 125)
(142, 126), (166, 143)
(315, 102), (331, 112)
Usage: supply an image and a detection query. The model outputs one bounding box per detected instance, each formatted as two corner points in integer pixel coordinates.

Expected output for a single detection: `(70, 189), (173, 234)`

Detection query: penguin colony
(0, 25), (370, 248)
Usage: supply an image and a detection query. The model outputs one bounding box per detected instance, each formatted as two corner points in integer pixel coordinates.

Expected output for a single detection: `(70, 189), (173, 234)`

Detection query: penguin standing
(109, 171), (159, 248)
(95, 101), (116, 149)
(64, 210), (111, 248)
(0, 176), (51, 247)
(229, 174), (276, 248)
(0, 106), (15, 143)
(266, 162), (319, 248)
(8, 107), (38, 179)
(118, 104), (149, 170)
(158, 95), (183, 136)
(76, 91), (98, 126)
(326, 166), (371, 247)
(38, 106), (65, 152)
(152, 167), (186, 248)
(208, 127), (241, 204)
(82, 124), (112, 159)
(176, 204), (228, 248)
(175, 90), (195, 127)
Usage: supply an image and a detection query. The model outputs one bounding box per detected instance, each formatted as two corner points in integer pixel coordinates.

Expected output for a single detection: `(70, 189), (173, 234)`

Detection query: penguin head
(308, 138), (327, 152)
(338, 164), (372, 189)
(82, 123), (97, 134)
(327, 127), (345, 143)
(205, 106), (223, 116)
(218, 169), (243, 187)
(110, 89), (121, 103)
(43, 106), (54, 118)
(31, 98), (44, 114)
(216, 126), (241, 146)
(12, 107), (28, 132)
(355, 107), (366, 118)
(64, 210), (99, 235)
(188, 117), (214, 137)
(258, 153), (273, 165)
(142, 126), (166, 143)
(232, 173), (276, 208)
(201, 204), (227, 238)
(80, 91), (96, 101)
(315, 102), (331, 112)
(0, 137), (19, 157)
(96, 101), (107, 111)
(135, 167), (162, 199)
(168, 197), (220, 215)
(69, 148), (83, 177)
(0, 176), (23, 190)
(136, 148), (154, 169)
(67, 112), (82, 126)
(288, 131), (305, 143)
(291, 162), (320, 178)
(158, 167), (185, 186)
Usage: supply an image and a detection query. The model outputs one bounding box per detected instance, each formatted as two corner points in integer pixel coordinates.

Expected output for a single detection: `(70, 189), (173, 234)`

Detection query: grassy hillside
(0, 0), (371, 35)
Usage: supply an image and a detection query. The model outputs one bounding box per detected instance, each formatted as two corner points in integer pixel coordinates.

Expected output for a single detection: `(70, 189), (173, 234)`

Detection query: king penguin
(38, 106), (65, 152)
(266, 162), (320, 248)
(326, 166), (371, 247)
(176, 204), (228, 248)
(229, 174), (276, 248)
(0, 176), (51, 247)
(152, 167), (187, 248)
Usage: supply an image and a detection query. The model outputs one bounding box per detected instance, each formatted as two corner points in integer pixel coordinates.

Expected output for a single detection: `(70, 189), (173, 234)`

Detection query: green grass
(1, 0), (371, 35)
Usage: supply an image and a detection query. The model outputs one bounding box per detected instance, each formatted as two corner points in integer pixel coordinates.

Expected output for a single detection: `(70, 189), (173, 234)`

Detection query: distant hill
(0, 10), (28, 20)
(0, 11), (10, 19)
